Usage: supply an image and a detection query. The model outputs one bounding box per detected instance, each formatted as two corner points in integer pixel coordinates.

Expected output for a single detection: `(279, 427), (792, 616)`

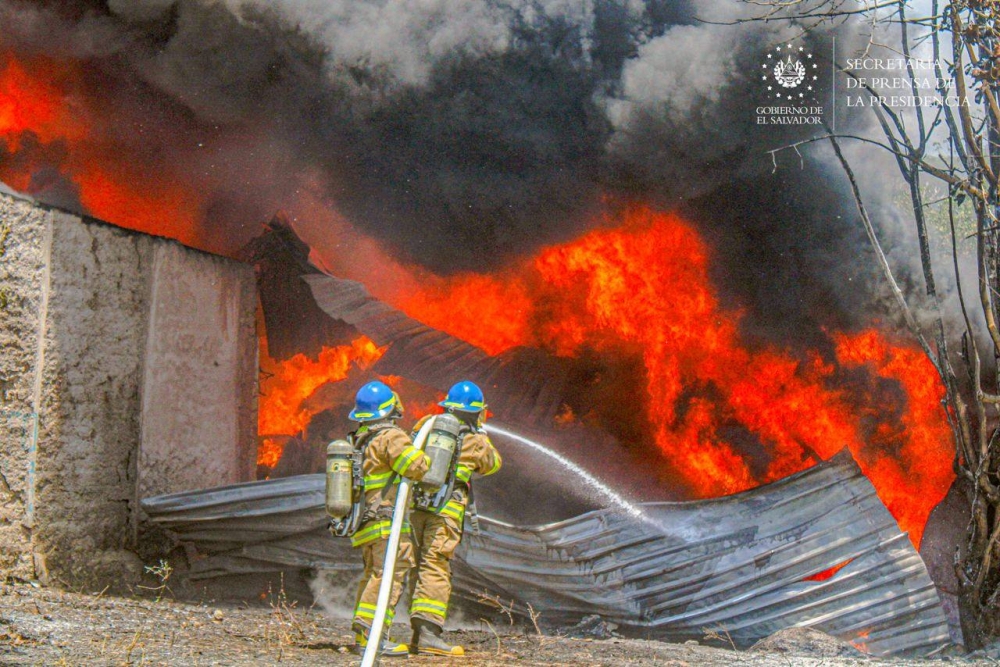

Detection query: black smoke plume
(0, 0), (894, 342)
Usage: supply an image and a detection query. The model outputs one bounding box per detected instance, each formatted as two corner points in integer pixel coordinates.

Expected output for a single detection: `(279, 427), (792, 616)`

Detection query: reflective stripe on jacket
(352, 423), (430, 547)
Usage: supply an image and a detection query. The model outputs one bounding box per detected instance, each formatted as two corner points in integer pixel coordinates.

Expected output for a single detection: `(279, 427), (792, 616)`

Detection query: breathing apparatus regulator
(325, 381), (402, 537)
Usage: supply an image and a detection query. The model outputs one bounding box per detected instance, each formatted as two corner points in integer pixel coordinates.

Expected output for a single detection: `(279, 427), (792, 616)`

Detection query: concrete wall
(0, 188), (257, 589)
(0, 188), (49, 580)
(138, 243), (258, 498)
(33, 205), (155, 586)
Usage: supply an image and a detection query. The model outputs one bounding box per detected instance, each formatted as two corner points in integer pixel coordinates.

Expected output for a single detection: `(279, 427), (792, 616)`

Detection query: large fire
(258, 335), (383, 468)
(2, 47), (954, 549)
(388, 208), (955, 548)
(0, 50), (203, 245)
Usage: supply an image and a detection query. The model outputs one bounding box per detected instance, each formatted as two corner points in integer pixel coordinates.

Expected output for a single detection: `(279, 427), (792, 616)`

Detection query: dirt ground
(0, 580), (988, 666)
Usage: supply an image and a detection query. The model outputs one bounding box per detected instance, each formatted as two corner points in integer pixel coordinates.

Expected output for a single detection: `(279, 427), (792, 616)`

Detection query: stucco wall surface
(33, 211), (153, 586)
(0, 192), (49, 579)
(0, 189), (257, 588)
(138, 243), (257, 498)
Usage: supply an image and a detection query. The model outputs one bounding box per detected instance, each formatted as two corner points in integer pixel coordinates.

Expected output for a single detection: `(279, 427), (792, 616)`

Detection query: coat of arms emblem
(774, 55), (806, 88)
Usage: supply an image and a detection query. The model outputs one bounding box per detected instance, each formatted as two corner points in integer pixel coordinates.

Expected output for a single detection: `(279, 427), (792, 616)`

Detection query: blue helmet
(439, 381), (486, 413)
(349, 381), (399, 422)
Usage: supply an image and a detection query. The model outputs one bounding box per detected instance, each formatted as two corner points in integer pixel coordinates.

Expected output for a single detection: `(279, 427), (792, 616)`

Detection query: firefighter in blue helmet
(408, 381), (502, 656)
(348, 381), (430, 657)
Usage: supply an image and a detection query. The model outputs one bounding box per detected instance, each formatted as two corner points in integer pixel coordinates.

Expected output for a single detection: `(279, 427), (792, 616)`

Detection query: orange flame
(832, 330), (954, 548)
(396, 271), (533, 356)
(257, 438), (285, 469)
(852, 629), (871, 653)
(257, 335), (383, 465)
(0, 54), (84, 152)
(0, 50), (203, 246)
(803, 559), (853, 582)
(391, 207), (955, 548)
(378, 375), (443, 422)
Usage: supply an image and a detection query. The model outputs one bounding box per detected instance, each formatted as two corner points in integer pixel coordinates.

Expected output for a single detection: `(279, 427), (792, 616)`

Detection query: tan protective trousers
(408, 510), (462, 626)
(353, 536), (415, 632)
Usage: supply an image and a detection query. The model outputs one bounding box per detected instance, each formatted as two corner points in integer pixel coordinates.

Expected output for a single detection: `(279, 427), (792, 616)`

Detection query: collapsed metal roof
(215, 224), (952, 655)
(301, 271), (573, 428)
(142, 449), (950, 657)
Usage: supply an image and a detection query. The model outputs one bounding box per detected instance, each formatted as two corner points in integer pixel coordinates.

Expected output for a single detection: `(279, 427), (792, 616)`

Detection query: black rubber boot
(411, 618), (464, 657)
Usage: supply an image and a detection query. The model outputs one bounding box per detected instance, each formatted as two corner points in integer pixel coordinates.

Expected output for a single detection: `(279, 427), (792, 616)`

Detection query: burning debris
(255, 212), (954, 550)
(0, 0), (985, 659)
(142, 451), (951, 657)
(235, 217), (960, 651)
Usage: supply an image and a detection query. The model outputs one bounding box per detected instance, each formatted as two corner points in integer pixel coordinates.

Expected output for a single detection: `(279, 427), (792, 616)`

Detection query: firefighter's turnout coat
(408, 415), (502, 626)
(351, 422), (430, 631)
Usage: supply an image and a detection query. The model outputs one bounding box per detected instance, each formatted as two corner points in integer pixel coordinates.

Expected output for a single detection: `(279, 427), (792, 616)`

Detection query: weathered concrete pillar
(136, 242), (259, 499)
(0, 186), (257, 589)
(0, 186), (49, 581)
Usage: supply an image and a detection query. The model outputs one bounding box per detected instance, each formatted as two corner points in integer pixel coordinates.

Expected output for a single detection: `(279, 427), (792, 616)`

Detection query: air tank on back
(325, 439), (355, 519)
(421, 413), (461, 489)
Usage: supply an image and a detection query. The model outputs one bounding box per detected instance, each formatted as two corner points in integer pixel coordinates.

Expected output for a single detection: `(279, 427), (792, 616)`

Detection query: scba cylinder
(421, 413), (462, 489)
(325, 440), (355, 519)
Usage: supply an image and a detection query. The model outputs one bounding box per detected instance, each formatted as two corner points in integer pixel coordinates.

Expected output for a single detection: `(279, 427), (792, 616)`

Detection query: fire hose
(360, 416), (436, 667)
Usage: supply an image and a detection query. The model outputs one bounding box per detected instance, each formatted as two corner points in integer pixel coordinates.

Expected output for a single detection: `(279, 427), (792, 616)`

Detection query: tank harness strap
(455, 424), (482, 535)
(354, 424), (402, 526)
(465, 482), (481, 535)
(380, 473), (399, 498)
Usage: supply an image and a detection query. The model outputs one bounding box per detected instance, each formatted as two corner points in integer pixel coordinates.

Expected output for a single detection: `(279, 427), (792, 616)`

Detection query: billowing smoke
(0, 0), (900, 340)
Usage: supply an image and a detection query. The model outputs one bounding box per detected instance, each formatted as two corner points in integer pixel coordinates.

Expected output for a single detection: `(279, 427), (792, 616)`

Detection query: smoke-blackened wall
(0, 0), (892, 341)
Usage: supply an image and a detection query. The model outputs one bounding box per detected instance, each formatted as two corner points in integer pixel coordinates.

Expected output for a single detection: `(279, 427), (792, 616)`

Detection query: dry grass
(262, 574), (308, 661)
(480, 618), (503, 655)
(137, 559), (173, 602)
(526, 602), (546, 643)
(702, 625), (737, 651)
(476, 591), (517, 625)
(477, 591), (550, 648)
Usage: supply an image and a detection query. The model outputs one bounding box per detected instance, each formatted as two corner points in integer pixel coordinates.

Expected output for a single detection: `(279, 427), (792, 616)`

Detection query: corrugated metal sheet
(240, 217), (359, 361)
(302, 273), (574, 427)
(142, 450), (950, 657)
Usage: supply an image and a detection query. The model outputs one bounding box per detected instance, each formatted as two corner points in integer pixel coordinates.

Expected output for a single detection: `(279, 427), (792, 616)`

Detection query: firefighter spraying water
(408, 381), (502, 656)
(323, 380), (502, 659)
(324, 381), (430, 658)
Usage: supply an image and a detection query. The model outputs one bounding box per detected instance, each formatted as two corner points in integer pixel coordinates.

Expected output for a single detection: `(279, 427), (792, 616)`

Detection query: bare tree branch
(826, 133), (940, 371)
